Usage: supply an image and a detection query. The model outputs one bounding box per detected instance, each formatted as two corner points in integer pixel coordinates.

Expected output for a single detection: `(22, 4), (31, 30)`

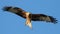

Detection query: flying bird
(3, 6), (57, 28)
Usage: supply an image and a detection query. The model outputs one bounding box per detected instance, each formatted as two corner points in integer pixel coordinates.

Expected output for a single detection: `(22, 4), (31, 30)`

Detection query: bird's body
(3, 6), (57, 28)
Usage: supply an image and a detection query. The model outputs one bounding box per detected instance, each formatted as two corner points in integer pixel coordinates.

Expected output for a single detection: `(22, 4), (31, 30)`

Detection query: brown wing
(3, 6), (57, 24)
(31, 14), (57, 24)
(3, 6), (27, 18)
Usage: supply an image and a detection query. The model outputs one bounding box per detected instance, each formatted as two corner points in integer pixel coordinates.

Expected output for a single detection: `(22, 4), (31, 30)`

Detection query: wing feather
(31, 14), (57, 24)
(3, 6), (57, 24)
(3, 6), (27, 18)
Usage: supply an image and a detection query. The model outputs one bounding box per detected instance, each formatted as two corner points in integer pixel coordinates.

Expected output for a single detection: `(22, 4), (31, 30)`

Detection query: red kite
(3, 6), (57, 28)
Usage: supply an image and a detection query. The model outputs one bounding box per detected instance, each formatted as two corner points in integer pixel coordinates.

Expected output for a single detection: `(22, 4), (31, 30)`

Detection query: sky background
(0, 0), (60, 34)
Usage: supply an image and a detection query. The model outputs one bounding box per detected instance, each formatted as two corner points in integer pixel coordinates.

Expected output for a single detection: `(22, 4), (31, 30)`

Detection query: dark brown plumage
(3, 6), (57, 28)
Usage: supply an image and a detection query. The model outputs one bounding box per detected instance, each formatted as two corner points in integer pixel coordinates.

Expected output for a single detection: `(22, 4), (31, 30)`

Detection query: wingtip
(3, 6), (12, 11)
(49, 16), (58, 24)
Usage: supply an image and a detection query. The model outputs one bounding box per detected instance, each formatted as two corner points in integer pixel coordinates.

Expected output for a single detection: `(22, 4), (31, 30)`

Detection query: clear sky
(0, 0), (60, 34)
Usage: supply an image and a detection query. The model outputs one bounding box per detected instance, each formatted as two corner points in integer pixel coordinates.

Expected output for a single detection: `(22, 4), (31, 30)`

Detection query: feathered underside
(3, 6), (57, 24)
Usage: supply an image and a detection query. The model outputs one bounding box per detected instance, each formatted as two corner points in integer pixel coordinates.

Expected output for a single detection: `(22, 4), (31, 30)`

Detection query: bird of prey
(3, 6), (57, 29)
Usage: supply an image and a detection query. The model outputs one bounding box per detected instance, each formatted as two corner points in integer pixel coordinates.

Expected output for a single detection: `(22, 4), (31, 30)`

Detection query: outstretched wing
(31, 14), (57, 24)
(3, 6), (57, 24)
(3, 6), (28, 18)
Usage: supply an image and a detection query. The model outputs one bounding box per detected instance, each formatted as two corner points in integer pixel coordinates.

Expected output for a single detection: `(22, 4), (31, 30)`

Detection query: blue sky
(0, 0), (60, 34)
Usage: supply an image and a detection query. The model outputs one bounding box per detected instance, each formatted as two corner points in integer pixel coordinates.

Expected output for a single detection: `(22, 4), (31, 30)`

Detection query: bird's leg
(25, 12), (32, 29)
